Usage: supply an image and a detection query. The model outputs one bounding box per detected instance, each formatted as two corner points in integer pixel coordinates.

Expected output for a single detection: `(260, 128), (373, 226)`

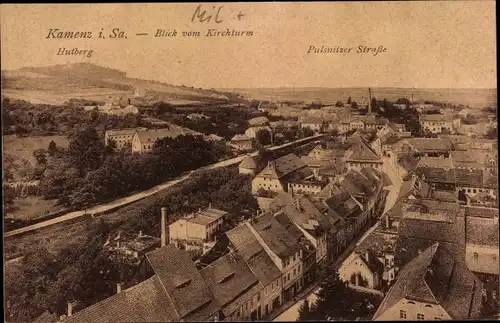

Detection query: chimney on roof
(209, 203), (212, 209)
(385, 214), (391, 229)
(67, 301), (73, 317)
(161, 207), (167, 247)
(116, 283), (122, 294)
(365, 250), (370, 263)
(116, 241), (120, 248)
(138, 230), (143, 238)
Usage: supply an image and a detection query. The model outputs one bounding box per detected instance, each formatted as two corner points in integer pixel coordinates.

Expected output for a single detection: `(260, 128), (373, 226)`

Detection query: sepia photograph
(1, 2), (498, 322)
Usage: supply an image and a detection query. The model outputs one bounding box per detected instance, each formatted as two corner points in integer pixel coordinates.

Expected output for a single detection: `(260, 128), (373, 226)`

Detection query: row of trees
(2, 97), (143, 138)
(37, 126), (231, 209)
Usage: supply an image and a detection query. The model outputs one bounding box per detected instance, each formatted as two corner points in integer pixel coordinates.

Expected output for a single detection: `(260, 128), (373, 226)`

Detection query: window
(287, 273), (290, 281)
(434, 317), (441, 320)
(400, 310), (407, 319)
(473, 252), (479, 262)
(417, 313), (425, 320)
(293, 268), (296, 276)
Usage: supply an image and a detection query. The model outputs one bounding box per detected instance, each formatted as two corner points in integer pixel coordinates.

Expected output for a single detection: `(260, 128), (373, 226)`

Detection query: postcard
(1, 2), (498, 322)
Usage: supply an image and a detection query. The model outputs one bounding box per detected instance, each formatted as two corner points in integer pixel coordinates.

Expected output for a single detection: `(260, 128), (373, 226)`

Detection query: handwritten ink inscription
(191, 5), (224, 24)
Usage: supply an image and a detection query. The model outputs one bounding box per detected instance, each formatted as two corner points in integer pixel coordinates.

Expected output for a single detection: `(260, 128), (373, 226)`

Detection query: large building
(419, 114), (453, 134)
(169, 206), (227, 254)
(104, 127), (146, 149)
(131, 126), (201, 153)
(251, 153), (313, 195)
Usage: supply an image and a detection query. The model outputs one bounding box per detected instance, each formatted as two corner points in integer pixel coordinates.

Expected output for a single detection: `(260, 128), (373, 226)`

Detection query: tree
(335, 101), (344, 107)
(485, 127), (498, 140)
(301, 269), (356, 321)
(48, 141), (57, 157)
(370, 97), (378, 112)
(351, 101), (359, 109)
(298, 299), (312, 321)
(33, 149), (47, 165)
(255, 129), (272, 146)
(67, 126), (106, 176)
(302, 127), (314, 138)
(347, 97), (352, 104)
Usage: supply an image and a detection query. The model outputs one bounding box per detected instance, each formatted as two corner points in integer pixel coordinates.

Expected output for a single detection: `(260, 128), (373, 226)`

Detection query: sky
(1, 2), (496, 89)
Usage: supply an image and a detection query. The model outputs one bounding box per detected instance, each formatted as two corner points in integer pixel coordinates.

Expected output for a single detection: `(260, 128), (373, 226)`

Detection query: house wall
(301, 123), (322, 133)
(375, 298), (452, 321)
(338, 253), (378, 289)
(105, 132), (136, 149)
(346, 161), (382, 172)
(457, 186), (497, 199)
(421, 120), (453, 134)
(169, 219), (208, 242)
(288, 182), (323, 196)
(465, 244), (500, 275)
(231, 140), (253, 150)
(252, 176), (285, 195)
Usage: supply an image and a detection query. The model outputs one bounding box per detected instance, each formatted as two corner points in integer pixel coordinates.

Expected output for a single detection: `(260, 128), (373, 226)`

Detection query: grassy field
(5, 196), (63, 221)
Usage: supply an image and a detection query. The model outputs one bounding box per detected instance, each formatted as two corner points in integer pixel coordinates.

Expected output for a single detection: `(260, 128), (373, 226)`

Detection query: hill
(1, 63), (234, 105)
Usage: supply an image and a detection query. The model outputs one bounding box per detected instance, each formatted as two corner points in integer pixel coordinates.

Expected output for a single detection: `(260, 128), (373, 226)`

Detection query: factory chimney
(368, 88), (372, 114)
(161, 207), (168, 247)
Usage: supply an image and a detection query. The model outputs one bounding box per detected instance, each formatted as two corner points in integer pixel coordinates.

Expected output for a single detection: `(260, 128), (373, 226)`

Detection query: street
(271, 157), (403, 322)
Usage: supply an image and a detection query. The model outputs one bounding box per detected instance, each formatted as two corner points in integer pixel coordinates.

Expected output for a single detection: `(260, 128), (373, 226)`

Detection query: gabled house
(131, 126), (201, 153)
(251, 153), (313, 195)
(373, 243), (483, 321)
(419, 114), (453, 134)
(338, 249), (385, 290)
(230, 134), (254, 151)
(344, 139), (383, 171)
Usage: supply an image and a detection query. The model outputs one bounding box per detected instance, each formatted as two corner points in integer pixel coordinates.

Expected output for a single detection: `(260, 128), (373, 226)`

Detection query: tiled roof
(136, 126), (200, 144)
(63, 275), (179, 323)
(463, 206), (499, 218)
(226, 224), (282, 286)
(395, 208), (465, 266)
(249, 213), (302, 258)
(419, 114), (452, 122)
(33, 311), (58, 323)
(346, 142), (382, 162)
(398, 154), (420, 174)
(396, 138), (452, 152)
(256, 153), (307, 179)
(239, 155), (260, 169)
(270, 194), (337, 237)
(375, 243), (483, 320)
(145, 245), (218, 320)
(231, 134), (252, 142)
(185, 208), (227, 226)
(465, 216), (499, 247)
(416, 167), (456, 184)
(106, 128), (142, 136)
(455, 168), (483, 187)
(200, 252), (260, 316)
(248, 116), (269, 126)
(416, 157), (454, 169)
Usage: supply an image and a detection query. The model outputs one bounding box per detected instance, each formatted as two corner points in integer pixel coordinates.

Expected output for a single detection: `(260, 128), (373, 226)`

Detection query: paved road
(272, 156), (400, 322)
(5, 135), (325, 238)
